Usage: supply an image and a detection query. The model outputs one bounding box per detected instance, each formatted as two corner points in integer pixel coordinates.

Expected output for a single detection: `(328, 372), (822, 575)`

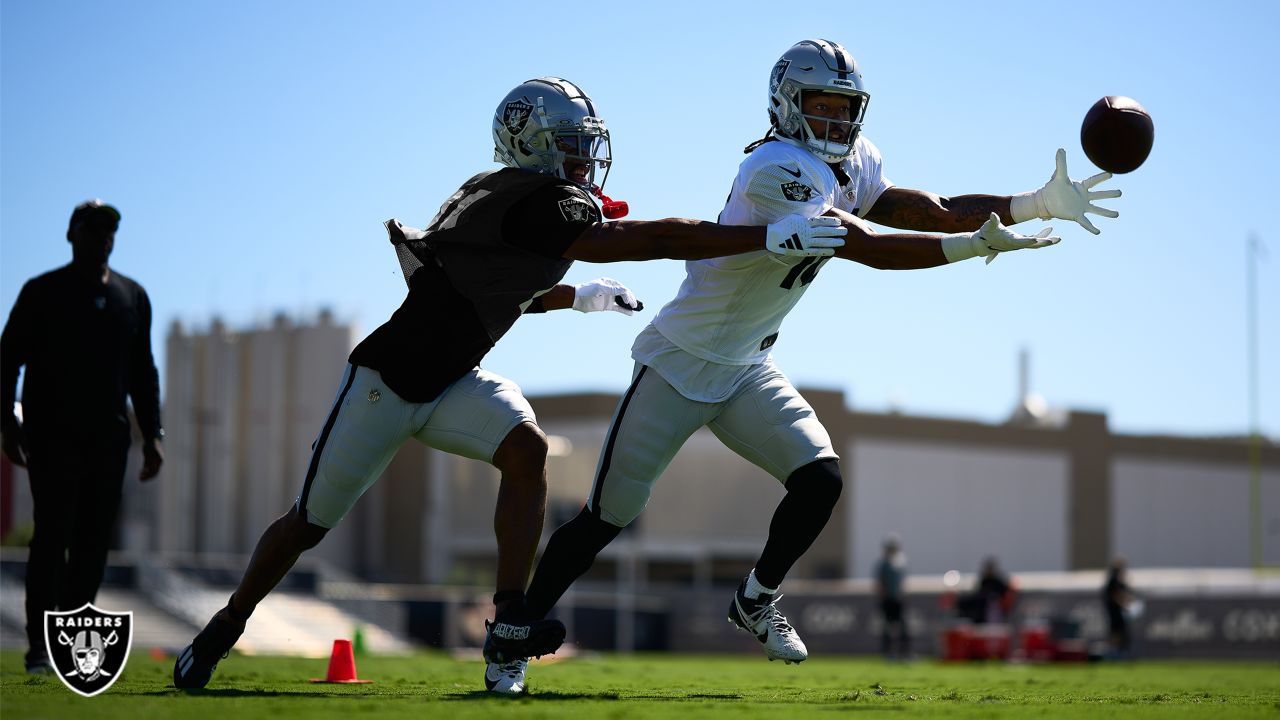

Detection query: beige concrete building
(156, 311), (364, 569)
(429, 393), (1279, 589)
(10, 312), (1272, 590)
(143, 319), (1280, 585)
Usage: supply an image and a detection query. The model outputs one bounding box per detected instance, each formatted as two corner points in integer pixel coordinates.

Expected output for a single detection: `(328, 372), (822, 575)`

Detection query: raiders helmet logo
(503, 101), (534, 135)
(780, 181), (814, 202)
(770, 59), (790, 94)
(558, 196), (596, 223)
(45, 603), (133, 697)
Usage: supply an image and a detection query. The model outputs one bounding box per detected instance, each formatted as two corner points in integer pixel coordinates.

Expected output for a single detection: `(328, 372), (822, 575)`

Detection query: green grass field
(3, 649), (1278, 719)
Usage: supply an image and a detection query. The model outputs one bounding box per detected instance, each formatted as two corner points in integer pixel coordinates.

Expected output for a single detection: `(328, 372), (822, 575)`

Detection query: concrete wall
(1113, 457), (1280, 567)
(849, 438), (1070, 576)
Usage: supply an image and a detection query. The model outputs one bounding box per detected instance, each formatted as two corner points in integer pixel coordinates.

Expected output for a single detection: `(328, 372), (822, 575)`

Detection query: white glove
(572, 277), (644, 315)
(765, 215), (847, 257)
(1011, 148), (1122, 235)
(941, 212), (1060, 264)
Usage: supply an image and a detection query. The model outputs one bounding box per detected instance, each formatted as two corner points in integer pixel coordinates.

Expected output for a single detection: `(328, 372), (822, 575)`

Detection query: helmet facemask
(533, 118), (612, 192)
(773, 83), (869, 163)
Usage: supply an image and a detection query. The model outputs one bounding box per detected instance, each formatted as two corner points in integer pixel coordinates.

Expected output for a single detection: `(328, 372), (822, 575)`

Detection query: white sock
(744, 569), (778, 600)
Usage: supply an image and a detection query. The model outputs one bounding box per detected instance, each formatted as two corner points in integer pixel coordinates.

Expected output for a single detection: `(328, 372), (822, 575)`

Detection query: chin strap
(591, 186), (629, 219)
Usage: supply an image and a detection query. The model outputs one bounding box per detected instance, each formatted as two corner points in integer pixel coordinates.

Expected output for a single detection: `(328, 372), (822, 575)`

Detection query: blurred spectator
(0, 200), (163, 674)
(957, 556), (1017, 624)
(874, 534), (910, 659)
(1103, 556), (1138, 658)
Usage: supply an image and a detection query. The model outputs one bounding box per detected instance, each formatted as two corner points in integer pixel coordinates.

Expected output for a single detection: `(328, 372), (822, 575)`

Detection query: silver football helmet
(768, 39), (870, 162)
(492, 77), (611, 192)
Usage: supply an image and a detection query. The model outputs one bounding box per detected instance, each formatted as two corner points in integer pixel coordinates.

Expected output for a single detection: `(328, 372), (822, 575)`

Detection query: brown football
(1080, 96), (1154, 174)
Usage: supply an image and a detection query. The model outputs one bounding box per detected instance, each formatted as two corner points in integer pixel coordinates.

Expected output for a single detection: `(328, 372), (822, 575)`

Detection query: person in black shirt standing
(1, 199), (164, 674)
(172, 76), (846, 695)
(1103, 556), (1135, 658)
(874, 534), (910, 660)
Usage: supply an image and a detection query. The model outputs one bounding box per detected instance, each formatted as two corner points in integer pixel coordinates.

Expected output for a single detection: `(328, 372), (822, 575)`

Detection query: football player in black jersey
(174, 77), (847, 694)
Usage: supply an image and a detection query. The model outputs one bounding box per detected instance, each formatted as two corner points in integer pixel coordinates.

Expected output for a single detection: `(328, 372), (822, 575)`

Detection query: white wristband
(940, 233), (984, 263)
(1010, 191), (1053, 223)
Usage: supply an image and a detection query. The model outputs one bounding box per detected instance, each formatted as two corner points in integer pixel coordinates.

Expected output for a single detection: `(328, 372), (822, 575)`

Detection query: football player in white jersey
(172, 76), (847, 696)
(520, 39), (1120, 669)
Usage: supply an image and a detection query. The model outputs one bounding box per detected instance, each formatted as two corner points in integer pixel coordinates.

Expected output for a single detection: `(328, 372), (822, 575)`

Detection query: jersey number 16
(780, 257), (829, 290)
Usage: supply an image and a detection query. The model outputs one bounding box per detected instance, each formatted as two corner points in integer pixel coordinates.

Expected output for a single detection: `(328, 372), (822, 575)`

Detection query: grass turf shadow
(443, 691), (745, 702)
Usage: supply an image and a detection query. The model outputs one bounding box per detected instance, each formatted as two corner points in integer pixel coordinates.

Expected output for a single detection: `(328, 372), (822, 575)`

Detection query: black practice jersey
(0, 265), (162, 439)
(349, 168), (601, 402)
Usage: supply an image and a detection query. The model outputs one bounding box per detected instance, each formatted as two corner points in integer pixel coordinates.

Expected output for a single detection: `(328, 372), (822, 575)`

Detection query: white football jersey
(640, 138), (891, 386)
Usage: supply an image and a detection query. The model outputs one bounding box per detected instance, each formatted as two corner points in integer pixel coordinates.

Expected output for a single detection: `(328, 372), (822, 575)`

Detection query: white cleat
(484, 658), (528, 695)
(728, 580), (808, 664)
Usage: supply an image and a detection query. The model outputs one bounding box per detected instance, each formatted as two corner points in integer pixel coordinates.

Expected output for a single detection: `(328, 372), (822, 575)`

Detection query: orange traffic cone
(310, 639), (373, 683)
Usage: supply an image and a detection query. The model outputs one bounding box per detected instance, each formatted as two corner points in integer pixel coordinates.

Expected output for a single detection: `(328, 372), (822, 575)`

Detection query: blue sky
(2, 0), (1277, 438)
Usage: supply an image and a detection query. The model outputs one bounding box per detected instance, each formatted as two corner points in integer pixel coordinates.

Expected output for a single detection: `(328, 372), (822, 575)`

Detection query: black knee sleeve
(785, 458), (843, 508)
(754, 459), (843, 588)
(524, 507), (624, 618)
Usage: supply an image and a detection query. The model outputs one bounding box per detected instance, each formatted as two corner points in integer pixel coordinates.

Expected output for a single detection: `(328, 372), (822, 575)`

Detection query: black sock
(753, 459), (843, 588)
(525, 507), (623, 619)
(225, 593), (252, 623)
(492, 590), (526, 620)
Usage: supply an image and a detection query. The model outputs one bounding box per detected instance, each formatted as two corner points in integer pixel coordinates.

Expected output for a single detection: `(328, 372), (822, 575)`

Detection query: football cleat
(173, 609), (244, 689)
(24, 650), (52, 674)
(484, 658), (528, 695)
(481, 616), (566, 665)
(728, 579), (808, 664)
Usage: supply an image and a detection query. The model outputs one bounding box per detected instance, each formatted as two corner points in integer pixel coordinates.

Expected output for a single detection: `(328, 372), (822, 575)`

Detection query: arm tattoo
(942, 195), (1010, 230)
(864, 188), (1010, 232)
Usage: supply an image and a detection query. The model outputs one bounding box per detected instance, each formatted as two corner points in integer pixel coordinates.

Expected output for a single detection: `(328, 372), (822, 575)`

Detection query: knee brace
(785, 458), (843, 508)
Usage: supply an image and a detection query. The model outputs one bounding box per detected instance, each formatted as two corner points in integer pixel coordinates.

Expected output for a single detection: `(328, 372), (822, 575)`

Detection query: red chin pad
(592, 186), (630, 219)
(602, 200), (629, 219)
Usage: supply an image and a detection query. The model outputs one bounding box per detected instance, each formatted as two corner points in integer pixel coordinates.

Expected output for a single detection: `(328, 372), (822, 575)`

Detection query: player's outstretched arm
(860, 149), (1120, 236)
(832, 208), (950, 268)
(526, 280), (644, 315)
(561, 215), (845, 263)
(831, 209), (1059, 268)
(1010, 148), (1121, 235)
(861, 187), (1016, 233)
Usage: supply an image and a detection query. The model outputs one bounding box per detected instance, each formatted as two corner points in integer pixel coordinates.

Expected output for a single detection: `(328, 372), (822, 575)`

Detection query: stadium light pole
(1246, 233), (1263, 570)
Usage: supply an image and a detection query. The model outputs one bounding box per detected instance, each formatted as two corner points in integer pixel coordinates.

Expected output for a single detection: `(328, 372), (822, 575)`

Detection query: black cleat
(24, 649), (52, 674)
(481, 616), (566, 664)
(173, 609), (244, 689)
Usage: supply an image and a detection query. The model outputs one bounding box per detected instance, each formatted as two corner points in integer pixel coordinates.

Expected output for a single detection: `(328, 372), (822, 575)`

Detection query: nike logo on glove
(777, 165), (803, 178)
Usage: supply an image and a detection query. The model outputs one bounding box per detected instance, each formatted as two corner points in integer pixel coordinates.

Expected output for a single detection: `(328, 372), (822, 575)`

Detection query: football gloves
(765, 215), (847, 257)
(1011, 148), (1122, 235)
(942, 212), (1060, 264)
(573, 277), (644, 315)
